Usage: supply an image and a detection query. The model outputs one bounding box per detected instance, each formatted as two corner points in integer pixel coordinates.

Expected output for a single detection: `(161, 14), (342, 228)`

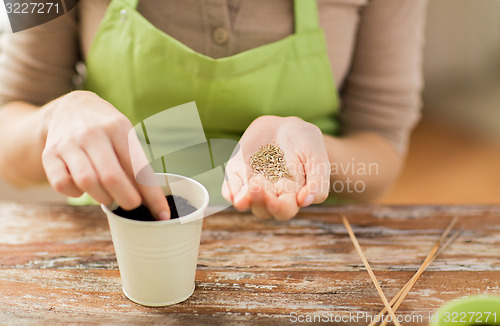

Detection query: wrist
(39, 98), (58, 149)
(322, 133), (403, 201)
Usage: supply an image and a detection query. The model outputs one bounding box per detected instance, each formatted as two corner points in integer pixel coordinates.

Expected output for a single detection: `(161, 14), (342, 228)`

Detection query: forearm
(323, 132), (403, 201)
(0, 101), (49, 187)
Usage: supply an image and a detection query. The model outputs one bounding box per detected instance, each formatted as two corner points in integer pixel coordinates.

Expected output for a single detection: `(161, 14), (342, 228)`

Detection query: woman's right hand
(41, 91), (170, 220)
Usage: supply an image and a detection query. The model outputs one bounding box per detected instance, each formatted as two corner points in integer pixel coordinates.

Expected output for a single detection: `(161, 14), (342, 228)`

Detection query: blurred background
(379, 0), (500, 204)
(0, 0), (499, 204)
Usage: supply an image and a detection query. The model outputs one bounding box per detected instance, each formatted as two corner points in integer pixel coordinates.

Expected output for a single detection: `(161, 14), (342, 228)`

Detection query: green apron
(77, 0), (341, 206)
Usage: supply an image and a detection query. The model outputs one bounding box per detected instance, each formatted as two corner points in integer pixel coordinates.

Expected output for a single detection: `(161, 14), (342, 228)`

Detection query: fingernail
(302, 194), (315, 207)
(158, 211), (170, 220)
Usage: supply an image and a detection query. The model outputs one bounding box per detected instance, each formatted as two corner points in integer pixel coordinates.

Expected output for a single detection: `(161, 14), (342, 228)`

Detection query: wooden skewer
(377, 229), (462, 326)
(438, 217), (459, 243)
(368, 246), (437, 326)
(370, 218), (461, 326)
(373, 219), (459, 326)
(341, 214), (402, 326)
(436, 228), (463, 256)
(368, 217), (458, 325)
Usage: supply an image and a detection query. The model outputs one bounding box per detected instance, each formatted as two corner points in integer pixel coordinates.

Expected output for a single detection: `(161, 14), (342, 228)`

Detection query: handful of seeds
(249, 143), (294, 183)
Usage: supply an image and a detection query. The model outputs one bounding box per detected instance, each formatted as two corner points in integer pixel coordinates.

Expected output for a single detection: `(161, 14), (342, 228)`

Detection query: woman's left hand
(222, 116), (331, 220)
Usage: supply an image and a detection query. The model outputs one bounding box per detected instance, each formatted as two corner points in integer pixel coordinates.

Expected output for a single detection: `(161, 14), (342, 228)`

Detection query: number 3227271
(5, 2), (60, 14)
(443, 311), (497, 323)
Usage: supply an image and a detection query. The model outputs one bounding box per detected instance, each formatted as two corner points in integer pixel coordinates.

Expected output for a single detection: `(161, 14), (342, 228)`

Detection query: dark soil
(113, 195), (197, 221)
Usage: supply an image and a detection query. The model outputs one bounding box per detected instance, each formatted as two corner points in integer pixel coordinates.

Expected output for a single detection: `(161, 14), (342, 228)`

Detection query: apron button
(120, 9), (128, 22)
(212, 27), (229, 45)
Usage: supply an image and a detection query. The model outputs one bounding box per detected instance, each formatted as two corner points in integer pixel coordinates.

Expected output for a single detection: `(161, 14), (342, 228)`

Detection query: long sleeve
(337, 0), (428, 154)
(0, 10), (79, 107)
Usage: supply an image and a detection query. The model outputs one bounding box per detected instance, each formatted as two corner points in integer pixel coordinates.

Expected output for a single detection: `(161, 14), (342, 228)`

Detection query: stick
(436, 228), (463, 256)
(373, 219), (459, 326)
(368, 245), (438, 326)
(341, 214), (402, 326)
(377, 229), (461, 326)
(369, 218), (461, 326)
(439, 217), (458, 242)
(369, 217), (459, 325)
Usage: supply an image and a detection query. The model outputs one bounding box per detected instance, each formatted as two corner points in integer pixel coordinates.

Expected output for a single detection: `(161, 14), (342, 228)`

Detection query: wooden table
(0, 202), (499, 325)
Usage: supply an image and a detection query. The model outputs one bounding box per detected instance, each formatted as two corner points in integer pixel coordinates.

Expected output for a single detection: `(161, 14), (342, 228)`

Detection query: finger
(221, 181), (232, 202)
(249, 175), (273, 219)
(139, 164), (171, 220)
(267, 191), (300, 221)
(114, 129), (170, 220)
(270, 168), (302, 198)
(233, 184), (251, 211)
(223, 180), (252, 212)
(260, 161), (302, 220)
(297, 157), (330, 207)
(60, 149), (113, 205)
(221, 163), (245, 202)
(282, 155), (306, 191)
(42, 154), (83, 197)
(251, 189), (272, 219)
(83, 137), (142, 211)
(223, 146), (252, 210)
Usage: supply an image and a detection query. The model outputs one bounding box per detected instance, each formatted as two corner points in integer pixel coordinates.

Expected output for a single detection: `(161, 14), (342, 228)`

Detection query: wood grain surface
(0, 202), (499, 325)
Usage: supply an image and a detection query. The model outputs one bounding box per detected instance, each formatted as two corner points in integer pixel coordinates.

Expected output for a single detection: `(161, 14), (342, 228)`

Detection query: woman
(0, 0), (426, 220)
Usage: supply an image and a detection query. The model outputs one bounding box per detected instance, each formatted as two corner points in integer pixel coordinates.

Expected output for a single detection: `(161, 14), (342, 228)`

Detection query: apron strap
(294, 0), (320, 33)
